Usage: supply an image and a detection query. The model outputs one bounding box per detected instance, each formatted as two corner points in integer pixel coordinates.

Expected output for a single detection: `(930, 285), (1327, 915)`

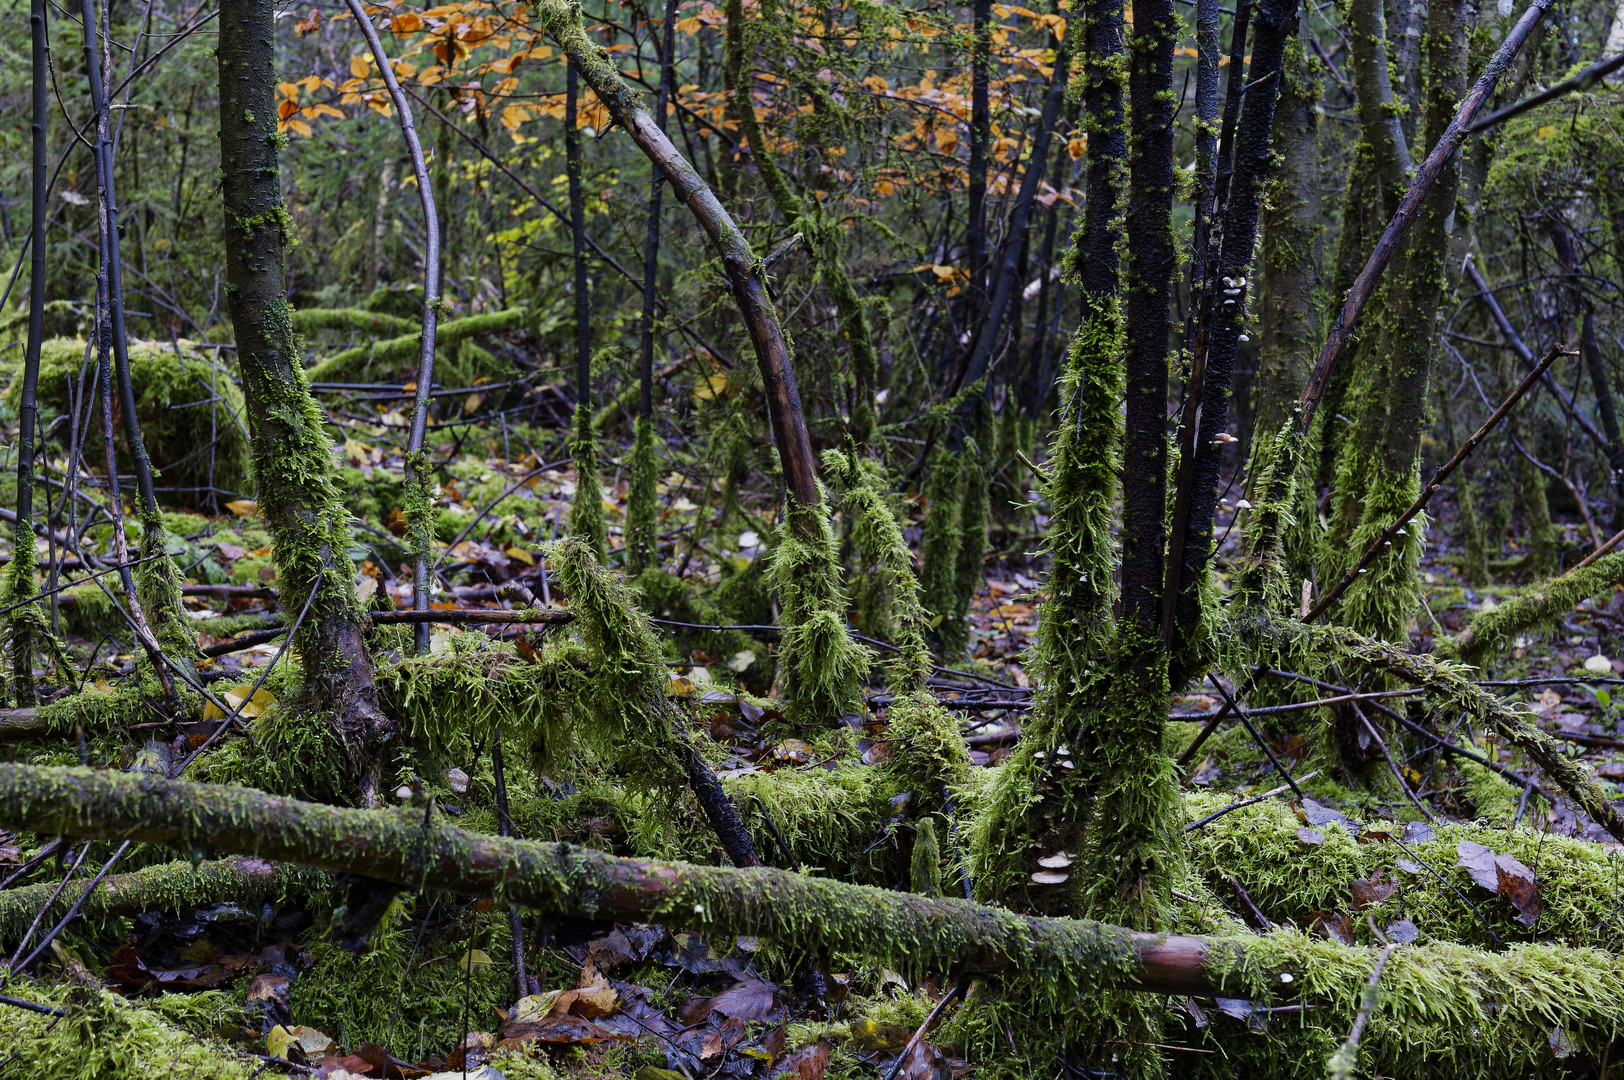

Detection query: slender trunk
(345, 0), (442, 656)
(1348, 0), (1413, 202)
(1118, 0), (1177, 638)
(627, 0), (677, 578)
(1165, 0), (1298, 668)
(1550, 215), (1624, 531)
(537, 1), (819, 510)
(967, 0), (991, 316)
(724, 0), (880, 444)
(568, 67), (590, 411)
(6, 0), (50, 707)
(1325, 0), (1469, 646)
(1247, 34), (1323, 577)
(218, 0), (388, 759)
(82, 0), (158, 520)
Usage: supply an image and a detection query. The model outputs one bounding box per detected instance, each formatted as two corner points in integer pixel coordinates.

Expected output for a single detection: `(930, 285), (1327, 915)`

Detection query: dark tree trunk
(1165, 0), (1299, 665)
(1117, 0), (1178, 639)
(217, 0), (388, 763)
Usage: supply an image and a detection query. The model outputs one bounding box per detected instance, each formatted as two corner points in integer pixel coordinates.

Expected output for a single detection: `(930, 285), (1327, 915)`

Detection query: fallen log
(0, 856), (311, 943)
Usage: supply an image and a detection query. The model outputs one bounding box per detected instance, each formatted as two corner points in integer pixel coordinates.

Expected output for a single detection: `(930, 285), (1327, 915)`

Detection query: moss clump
(769, 494), (872, 728)
(946, 438), (989, 661)
(567, 402), (607, 564)
(5, 337), (251, 504)
(290, 894), (513, 1056)
(824, 449), (930, 694)
(624, 414), (661, 576)
(918, 449), (962, 655)
(910, 817), (942, 897)
(1, 519), (55, 707)
(1324, 449), (1424, 644)
(0, 980), (258, 1080)
(1447, 551), (1624, 666)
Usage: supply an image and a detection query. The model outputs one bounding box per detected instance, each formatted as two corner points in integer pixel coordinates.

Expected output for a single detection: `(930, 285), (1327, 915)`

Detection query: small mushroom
(1030, 870), (1070, 885)
(1038, 853), (1074, 869)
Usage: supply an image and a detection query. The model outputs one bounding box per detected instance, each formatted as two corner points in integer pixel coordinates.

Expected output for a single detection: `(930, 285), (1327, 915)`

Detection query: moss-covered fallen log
(1309, 621), (1624, 841)
(0, 856), (313, 943)
(1445, 550), (1624, 664)
(302, 307), (526, 382)
(290, 307), (417, 339)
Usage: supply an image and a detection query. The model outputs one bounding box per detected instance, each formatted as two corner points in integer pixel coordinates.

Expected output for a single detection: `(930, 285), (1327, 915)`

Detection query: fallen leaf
(1384, 918), (1420, 944)
(1296, 827), (1324, 846)
(1350, 871), (1399, 910)
(225, 499), (257, 517)
(850, 1018), (914, 1052)
(777, 1041), (831, 1079)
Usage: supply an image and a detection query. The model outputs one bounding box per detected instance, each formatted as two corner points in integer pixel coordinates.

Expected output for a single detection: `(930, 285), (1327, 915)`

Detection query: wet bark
(217, 0), (387, 754)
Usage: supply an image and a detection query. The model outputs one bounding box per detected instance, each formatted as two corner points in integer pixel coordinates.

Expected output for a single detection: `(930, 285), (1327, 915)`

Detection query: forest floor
(6, 418), (1624, 1079)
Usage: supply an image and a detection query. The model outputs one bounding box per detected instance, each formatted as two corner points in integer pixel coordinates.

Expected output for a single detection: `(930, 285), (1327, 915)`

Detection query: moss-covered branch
(1298, 619), (1624, 841)
(291, 307), (417, 339)
(13, 761), (1624, 1073)
(302, 307), (525, 383)
(1446, 551), (1624, 665)
(0, 857), (313, 944)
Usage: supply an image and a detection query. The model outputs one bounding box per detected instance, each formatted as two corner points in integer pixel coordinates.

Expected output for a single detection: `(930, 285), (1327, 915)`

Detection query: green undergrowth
(769, 493), (872, 728)
(1186, 791), (1624, 951)
(290, 891), (514, 1055)
(0, 980), (258, 1080)
(5, 337), (251, 505)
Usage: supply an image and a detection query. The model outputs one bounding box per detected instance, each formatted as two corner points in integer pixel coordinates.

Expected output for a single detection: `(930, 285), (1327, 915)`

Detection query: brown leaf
(1455, 840), (1502, 892)
(1496, 857), (1542, 926)
(895, 1039), (950, 1080)
(1350, 871), (1398, 910)
(776, 1041), (831, 1079)
(1296, 827), (1324, 846)
(1309, 911), (1356, 945)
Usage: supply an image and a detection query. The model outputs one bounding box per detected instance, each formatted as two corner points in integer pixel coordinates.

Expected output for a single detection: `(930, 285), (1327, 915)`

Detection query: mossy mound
(4, 337), (251, 505)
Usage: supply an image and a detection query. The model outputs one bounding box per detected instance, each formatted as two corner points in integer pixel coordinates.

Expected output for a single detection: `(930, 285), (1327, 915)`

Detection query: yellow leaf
(665, 676), (696, 696)
(277, 81), (299, 101)
(509, 990), (565, 1023)
(1536, 124), (1557, 141)
(287, 118), (313, 138)
(389, 11), (422, 32)
(350, 54), (370, 79)
(505, 546), (536, 566)
(203, 685), (278, 723)
(464, 391), (484, 413)
(692, 372), (730, 400)
(225, 499), (257, 517)
(458, 948), (494, 973)
(266, 1026), (296, 1061)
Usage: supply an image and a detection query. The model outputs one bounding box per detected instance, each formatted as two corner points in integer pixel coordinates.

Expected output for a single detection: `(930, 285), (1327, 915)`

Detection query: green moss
(1, 519), (55, 707)
(290, 894), (513, 1055)
(625, 414), (660, 576)
(1447, 552), (1624, 666)
(566, 402), (607, 564)
(5, 337), (251, 503)
(0, 979), (258, 1080)
(910, 817), (942, 897)
(769, 494), (872, 728)
(918, 449), (962, 654)
(824, 449), (930, 694)
(1325, 448), (1423, 644)
(946, 438), (989, 661)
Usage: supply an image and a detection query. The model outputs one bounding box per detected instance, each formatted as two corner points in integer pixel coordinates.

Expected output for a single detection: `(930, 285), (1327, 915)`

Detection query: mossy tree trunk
(5, 0), (49, 708)
(1164, 0), (1297, 679)
(533, 0), (863, 726)
(722, 0), (880, 445)
(1325, 0), (1468, 645)
(217, 0), (389, 761)
(565, 64), (607, 564)
(1247, 33), (1324, 579)
(626, 0), (677, 578)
